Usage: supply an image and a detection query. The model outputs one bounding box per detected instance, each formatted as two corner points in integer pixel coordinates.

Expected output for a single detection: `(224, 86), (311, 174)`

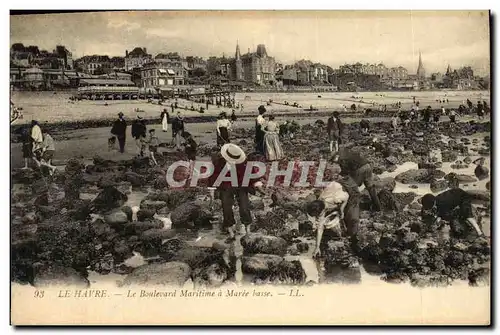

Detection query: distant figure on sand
(161, 109), (169, 132)
(263, 115), (284, 161)
(21, 126), (33, 169)
(172, 112), (185, 150)
(255, 105), (267, 154)
(230, 109), (237, 122)
(216, 112), (232, 147)
(147, 129), (159, 166)
(360, 119), (370, 134)
(327, 111), (342, 153)
(132, 115), (147, 157)
(111, 112), (127, 153)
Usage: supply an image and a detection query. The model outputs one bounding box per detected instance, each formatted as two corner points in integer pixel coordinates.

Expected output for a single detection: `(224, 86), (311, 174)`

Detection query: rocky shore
(11, 118), (491, 288)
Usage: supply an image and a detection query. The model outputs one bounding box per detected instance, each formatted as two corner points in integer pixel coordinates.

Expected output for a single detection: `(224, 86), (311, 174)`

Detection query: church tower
(416, 50), (426, 79)
(235, 40), (243, 81)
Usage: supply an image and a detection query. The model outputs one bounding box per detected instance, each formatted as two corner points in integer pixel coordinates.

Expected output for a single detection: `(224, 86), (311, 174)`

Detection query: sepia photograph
(9, 9), (491, 325)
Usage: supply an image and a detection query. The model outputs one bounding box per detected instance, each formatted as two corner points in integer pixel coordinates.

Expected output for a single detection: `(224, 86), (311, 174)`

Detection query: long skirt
(217, 127), (230, 146)
(162, 114), (169, 131)
(264, 132), (284, 161)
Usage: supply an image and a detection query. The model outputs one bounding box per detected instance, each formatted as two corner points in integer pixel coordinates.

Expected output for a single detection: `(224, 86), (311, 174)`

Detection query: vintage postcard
(10, 10), (491, 325)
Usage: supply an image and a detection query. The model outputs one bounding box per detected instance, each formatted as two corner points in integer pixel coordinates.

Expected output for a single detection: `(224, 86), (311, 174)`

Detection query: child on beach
(182, 132), (198, 176)
(147, 129), (159, 166)
(21, 126), (33, 169)
(33, 131), (57, 175)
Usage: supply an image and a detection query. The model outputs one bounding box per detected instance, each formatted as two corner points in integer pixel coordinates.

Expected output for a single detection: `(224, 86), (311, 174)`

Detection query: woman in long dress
(216, 112), (231, 147)
(255, 105), (266, 154)
(263, 115), (284, 161)
(161, 109), (169, 132)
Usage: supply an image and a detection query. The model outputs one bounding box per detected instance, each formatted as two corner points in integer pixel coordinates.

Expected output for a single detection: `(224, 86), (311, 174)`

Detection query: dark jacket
(131, 119), (146, 139)
(338, 149), (369, 176)
(327, 117), (342, 135)
(111, 119), (127, 137)
(172, 117), (185, 133)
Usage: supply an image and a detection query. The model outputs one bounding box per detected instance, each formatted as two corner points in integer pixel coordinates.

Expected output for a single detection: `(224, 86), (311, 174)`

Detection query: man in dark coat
(131, 115), (147, 156)
(111, 112), (127, 153)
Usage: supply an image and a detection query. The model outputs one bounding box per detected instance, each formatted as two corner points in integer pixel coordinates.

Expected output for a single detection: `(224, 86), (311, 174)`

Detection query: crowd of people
(15, 96), (489, 266)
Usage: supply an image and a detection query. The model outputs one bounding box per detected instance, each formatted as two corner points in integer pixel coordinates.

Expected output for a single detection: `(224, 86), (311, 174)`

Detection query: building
(416, 51), (426, 79)
(54, 45), (73, 69)
(110, 57), (125, 71)
(239, 44), (276, 85)
(125, 47), (152, 71)
(186, 56), (207, 71)
(140, 61), (186, 89)
(75, 55), (112, 74)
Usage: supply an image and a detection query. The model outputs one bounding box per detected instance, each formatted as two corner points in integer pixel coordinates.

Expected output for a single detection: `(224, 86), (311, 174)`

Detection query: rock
(409, 185), (418, 189)
(395, 169), (445, 184)
(373, 177), (396, 192)
(123, 221), (164, 235)
(104, 209), (129, 226)
(122, 262), (191, 286)
(464, 157), (472, 164)
(430, 179), (448, 193)
(137, 208), (156, 221)
(240, 234), (288, 256)
(90, 186), (128, 212)
(418, 161), (442, 169)
(478, 148), (489, 156)
(192, 262), (229, 287)
(125, 172), (146, 187)
(153, 176), (168, 189)
(113, 239), (132, 262)
(140, 229), (177, 243)
(441, 151), (458, 162)
(296, 242), (309, 253)
(12, 168), (38, 184)
(249, 197), (265, 210)
(445, 173), (477, 184)
(149, 189), (197, 209)
(159, 238), (190, 260)
(33, 264), (90, 288)
(467, 190), (491, 203)
(170, 202), (212, 228)
(21, 212), (39, 225)
(474, 166), (489, 180)
(385, 156), (399, 165)
(121, 206), (133, 221)
(242, 254), (284, 274)
(140, 200), (167, 212)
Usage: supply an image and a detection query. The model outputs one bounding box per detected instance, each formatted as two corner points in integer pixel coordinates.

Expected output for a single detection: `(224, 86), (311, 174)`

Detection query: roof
(128, 47), (148, 58)
(80, 79), (136, 86)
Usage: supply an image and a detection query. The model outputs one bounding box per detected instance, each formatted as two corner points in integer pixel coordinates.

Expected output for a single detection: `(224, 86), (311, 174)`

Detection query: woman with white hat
(209, 144), (264, 238)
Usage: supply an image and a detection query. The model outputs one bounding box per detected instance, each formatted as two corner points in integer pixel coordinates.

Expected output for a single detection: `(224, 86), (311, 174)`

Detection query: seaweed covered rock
(242, 254), (284, 275)
(170, 201), (213, 228)
(122, 262), (191, 287)
(430, 179), (448, 193)
(240, 234), (288, 256)
(441, 151), (458, 162)
(395, 169), (446, 184)
(33, 264), (90, 288)
(90, 186), (128, 212)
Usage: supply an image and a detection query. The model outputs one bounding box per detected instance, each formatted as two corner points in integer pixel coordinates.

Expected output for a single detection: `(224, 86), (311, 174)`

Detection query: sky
(10, 10), (491, 76)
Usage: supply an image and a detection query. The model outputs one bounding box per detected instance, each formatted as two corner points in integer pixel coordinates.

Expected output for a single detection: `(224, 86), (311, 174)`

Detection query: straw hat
(221, 143), (247, 165)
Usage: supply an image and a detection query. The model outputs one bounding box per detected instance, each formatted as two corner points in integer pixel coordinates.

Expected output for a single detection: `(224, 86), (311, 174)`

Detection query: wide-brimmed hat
(137, 115), (143, 119)
(221, 143), (247, 165)
(258, 105), (266, 113)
